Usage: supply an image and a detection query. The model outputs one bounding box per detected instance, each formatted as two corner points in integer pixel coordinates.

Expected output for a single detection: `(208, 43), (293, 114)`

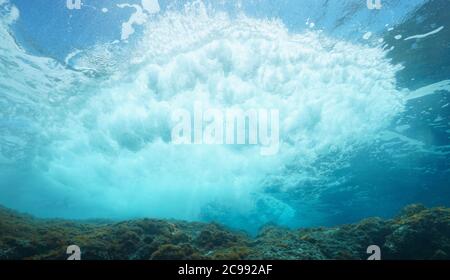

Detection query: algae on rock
(1, 204), (449, 260)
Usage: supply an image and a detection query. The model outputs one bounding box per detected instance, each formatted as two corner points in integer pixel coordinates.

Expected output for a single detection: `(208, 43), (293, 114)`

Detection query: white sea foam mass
(0, 1), (406, 227)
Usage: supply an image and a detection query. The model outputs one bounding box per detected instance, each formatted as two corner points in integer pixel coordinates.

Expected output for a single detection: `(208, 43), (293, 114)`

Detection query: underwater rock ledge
(1, 204), (449, 260)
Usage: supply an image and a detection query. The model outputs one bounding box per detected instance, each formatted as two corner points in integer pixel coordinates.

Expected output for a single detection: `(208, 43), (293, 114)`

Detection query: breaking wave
(1, 0), (449, 231)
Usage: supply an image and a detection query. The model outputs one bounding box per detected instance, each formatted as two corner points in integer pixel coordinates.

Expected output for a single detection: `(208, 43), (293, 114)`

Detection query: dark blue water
(0, 0), (449, 233)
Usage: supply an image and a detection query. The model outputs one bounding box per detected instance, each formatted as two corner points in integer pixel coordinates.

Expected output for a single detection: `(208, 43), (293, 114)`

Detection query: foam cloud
(0, 2), (405, 227)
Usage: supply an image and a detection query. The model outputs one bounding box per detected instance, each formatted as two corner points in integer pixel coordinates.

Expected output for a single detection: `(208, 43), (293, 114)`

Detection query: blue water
(0, 0), (449, 233)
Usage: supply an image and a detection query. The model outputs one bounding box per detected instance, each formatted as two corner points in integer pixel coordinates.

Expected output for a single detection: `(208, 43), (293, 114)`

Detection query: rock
(0, 204), (449, 260)
(150, 244), (200, 260)
(384, 206), (450, 259)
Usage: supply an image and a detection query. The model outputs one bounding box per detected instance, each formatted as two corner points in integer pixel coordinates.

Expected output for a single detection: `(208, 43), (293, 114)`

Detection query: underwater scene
(0, 0), (449, 260)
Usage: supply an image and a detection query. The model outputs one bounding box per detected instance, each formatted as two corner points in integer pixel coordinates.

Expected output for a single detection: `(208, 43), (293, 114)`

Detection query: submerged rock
(0, 204), (449, 260)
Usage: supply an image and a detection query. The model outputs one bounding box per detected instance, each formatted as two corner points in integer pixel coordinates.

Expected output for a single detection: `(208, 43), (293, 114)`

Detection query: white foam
(0, 0), (19, 24)
(141, 0), (160, 14)
(404, 26), (444, 41)
(117, 3), (148, 40)
(1, 2), (406, 223)
(406, 80), (450, 101)
(363, 32), (372, 40)
(38, 2), (404, 220)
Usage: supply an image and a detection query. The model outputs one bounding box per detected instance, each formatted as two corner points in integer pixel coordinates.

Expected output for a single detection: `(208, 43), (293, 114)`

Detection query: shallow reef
(0, 204), (449, 260)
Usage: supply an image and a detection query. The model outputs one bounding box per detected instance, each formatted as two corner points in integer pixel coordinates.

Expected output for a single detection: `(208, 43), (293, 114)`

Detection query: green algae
(1, 204), (449, 260)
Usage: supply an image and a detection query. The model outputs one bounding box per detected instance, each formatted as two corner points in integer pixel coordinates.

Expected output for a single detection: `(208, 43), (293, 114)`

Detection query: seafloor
(0, 204), (449, 260)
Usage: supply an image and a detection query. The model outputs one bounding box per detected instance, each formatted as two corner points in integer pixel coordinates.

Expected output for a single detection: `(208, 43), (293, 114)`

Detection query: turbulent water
(0, 0), (449, 233)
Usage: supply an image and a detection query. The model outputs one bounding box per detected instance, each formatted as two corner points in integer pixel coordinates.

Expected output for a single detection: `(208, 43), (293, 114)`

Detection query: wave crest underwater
(0, 1), (407, 230)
